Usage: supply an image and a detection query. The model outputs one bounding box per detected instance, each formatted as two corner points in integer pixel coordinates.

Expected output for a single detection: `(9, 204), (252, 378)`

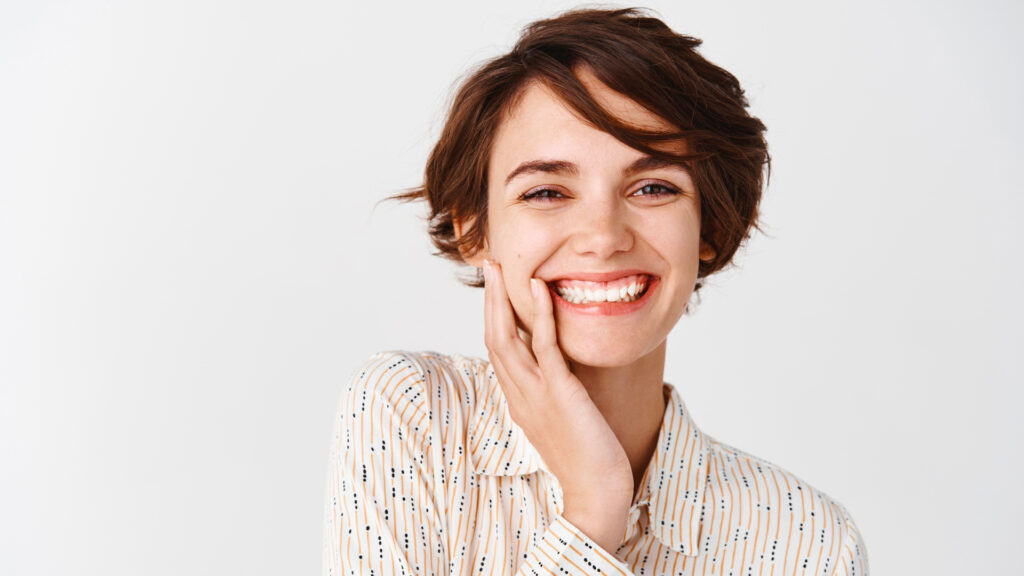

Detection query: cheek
(489, 213), (559, 269)
(488, 218), (556, 327)
(649, 213), (702, 262)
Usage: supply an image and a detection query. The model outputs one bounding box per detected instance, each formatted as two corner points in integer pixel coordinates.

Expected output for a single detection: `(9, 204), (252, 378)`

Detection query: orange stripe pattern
(324, 351), (868, 575)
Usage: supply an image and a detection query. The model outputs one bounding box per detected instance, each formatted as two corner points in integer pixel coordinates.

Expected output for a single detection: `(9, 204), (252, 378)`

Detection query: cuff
(525, 515), (634, 575)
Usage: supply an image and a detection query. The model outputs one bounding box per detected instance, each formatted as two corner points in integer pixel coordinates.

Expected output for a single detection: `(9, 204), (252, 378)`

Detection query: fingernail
(530, 278), (540, 299)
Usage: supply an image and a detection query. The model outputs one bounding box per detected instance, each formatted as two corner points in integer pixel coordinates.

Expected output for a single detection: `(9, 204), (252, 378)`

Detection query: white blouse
(323, 351), (868, 575)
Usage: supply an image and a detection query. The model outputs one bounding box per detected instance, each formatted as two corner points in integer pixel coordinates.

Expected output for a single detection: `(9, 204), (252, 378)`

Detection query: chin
(558, 338), (654, 369)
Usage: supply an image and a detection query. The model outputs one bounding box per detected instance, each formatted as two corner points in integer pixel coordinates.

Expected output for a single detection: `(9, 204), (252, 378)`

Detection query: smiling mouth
(549, 274), (652, 305)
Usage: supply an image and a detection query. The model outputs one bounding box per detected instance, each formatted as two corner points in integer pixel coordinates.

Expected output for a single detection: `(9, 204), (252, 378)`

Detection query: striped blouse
(323, 351), (868, 576)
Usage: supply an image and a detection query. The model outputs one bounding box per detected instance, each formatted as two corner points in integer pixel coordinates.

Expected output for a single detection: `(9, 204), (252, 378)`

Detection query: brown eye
(520, 188), (566, 201)
(633, 183), (680, 197)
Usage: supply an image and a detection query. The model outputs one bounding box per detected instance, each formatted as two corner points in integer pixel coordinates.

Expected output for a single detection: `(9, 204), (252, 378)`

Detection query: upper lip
(545, 270), (656, 283)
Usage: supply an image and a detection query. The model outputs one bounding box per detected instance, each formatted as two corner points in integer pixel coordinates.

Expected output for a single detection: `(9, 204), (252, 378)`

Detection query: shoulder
(338, 350), (491, 423)
(701, 436), (869, 574)
(344, 349), (489, 392)
(703, 434), (852, 523)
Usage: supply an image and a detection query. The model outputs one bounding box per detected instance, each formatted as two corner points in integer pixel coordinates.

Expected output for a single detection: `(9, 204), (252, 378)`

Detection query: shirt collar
(469, 363), (709, 556)
(631, 383), (709, 556)
(468, 364), (551, 477)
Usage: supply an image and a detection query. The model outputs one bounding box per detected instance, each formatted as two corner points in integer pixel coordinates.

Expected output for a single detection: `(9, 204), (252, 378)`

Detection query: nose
(569, 194), (634, 259)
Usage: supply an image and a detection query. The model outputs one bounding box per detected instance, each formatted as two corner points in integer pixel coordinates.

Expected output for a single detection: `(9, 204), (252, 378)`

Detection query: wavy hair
(393, 7), (770, 294)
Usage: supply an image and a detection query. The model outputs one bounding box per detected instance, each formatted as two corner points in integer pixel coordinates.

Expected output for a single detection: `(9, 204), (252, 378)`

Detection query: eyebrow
(504, 155), (689, 186)
(504, 160), (578, 185)
(624, 155), (691, 177)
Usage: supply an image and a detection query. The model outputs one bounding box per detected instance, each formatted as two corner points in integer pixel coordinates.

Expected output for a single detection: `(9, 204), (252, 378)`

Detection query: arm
(482, 261), (637, 569)
(323, 353), (447, 576)
(518, 515), (636, 575)
(831, 504), (869, 576)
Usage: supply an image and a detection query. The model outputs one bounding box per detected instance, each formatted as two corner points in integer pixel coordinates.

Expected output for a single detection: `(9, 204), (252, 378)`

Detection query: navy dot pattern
(324, 351), (868, 575)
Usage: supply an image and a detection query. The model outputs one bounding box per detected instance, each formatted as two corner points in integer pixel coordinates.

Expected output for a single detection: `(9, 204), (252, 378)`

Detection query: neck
(568, 342), (668, 500)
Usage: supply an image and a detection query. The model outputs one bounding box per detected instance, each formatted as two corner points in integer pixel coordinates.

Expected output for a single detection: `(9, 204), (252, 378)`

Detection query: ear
(453, 213), (489, 268)
(698, 238), (717, 262)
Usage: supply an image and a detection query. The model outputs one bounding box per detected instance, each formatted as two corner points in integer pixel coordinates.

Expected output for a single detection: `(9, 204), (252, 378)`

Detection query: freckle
(517, 253), (521, 259)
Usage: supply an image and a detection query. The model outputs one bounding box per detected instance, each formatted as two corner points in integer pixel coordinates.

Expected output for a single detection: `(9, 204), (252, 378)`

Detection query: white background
(2, 1), (1021, 574)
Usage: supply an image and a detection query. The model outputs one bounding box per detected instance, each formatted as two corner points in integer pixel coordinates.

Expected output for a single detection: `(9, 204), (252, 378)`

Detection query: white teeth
(554, 279), (649, 304)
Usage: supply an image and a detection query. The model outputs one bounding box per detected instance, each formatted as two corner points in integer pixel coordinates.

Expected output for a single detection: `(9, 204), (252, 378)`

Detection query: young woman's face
(475, 69), (714, 368)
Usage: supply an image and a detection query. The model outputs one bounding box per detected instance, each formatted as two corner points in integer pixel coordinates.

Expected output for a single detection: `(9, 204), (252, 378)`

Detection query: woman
(324, 8), (868, 576)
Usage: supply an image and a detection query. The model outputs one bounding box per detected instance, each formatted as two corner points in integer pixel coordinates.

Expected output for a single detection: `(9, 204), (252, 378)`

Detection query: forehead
(573, 67), (672, 132)
(490, 68), (678, 172)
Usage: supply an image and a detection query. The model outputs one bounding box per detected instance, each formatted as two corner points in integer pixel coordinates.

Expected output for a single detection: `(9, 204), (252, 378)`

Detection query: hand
(483, 259), (634, 551)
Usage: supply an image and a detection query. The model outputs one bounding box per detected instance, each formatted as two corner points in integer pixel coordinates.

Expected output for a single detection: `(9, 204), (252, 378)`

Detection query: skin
(457, 67), (715, 553)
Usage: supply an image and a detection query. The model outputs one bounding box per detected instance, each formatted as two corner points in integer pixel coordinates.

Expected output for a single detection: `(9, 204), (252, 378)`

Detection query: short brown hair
(395, 7), (769, 294)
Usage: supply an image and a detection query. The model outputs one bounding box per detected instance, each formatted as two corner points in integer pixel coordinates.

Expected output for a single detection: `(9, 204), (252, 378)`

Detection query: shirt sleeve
(520, 515), (635, 575)
(832, 503), (869, 576)
(323, 351), (636, 576)
(323, 352), (448, 576)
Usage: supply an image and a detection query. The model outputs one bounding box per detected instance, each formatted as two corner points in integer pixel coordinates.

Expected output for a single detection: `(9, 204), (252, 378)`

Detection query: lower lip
(550, 278), (659, 316)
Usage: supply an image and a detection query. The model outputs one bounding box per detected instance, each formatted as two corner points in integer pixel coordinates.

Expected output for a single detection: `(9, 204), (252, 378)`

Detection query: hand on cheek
(482, 259), (634, 553)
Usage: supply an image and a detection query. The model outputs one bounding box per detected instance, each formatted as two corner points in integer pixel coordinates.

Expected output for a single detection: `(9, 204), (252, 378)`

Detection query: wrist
(561, 495), (631, 554)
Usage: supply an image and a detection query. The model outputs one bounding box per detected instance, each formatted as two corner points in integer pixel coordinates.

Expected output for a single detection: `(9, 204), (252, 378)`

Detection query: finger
(485, 260), (520, 343)
(487, 350), (525, 408)
(483, 260), (538, 386)
(483, 260), (524, 361)
(483, 261), (496, 349)
(529, 277), (573, 381)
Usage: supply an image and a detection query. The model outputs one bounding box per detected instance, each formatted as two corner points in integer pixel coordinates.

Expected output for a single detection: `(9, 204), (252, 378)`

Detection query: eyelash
(634, 183), (680, 197)
(520, 188), (566, 201)
(519, 182), (680, 202)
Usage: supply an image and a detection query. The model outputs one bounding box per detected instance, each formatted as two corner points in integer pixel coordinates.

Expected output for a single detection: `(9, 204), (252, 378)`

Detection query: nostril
(569, 225), (635, 257)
